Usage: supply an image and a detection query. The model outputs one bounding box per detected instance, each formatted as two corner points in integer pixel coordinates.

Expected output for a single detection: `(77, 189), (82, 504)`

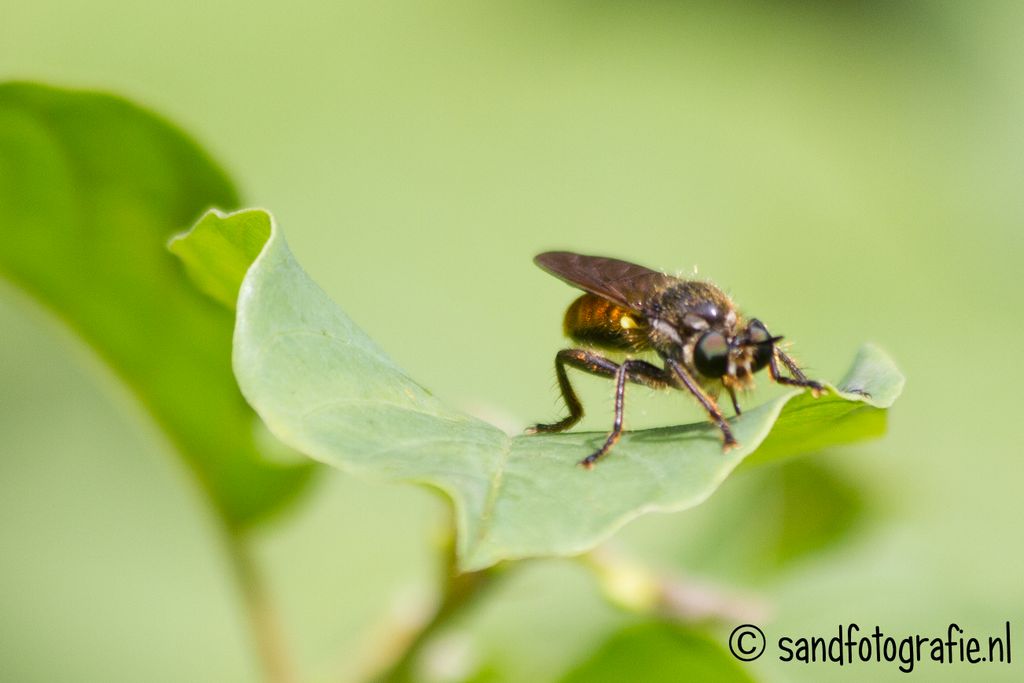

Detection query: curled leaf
(175, 208), (904, 569)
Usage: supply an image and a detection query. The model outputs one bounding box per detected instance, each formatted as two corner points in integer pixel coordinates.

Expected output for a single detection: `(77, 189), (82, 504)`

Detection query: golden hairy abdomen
(563, 293), (650, 352)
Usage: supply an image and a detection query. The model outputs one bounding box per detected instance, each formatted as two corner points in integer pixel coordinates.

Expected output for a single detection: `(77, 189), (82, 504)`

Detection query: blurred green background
(1, 1), (1021, 681)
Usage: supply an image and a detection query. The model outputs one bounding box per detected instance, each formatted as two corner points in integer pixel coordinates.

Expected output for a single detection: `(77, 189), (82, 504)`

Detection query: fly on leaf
(528, 252), (823, 467)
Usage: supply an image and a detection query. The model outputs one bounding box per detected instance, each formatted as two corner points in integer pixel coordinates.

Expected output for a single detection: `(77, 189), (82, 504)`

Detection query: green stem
(370, 541), (502, 683)
(582, 548), (767, 625)
(224, 527), (296, 683)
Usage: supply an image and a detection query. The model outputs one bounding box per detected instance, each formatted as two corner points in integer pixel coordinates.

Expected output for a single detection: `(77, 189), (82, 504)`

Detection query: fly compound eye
(694, 331), (729, 378)
(747, 319), (771, 345)
(747, 319), (775, 372)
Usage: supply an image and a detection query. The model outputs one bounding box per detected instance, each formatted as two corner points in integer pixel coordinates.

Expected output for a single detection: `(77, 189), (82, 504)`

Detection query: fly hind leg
(578, 358), (670, 469)
(528, 350), (671, 466)
(529, 349), (670, 433)
(528, 349), (619, 435)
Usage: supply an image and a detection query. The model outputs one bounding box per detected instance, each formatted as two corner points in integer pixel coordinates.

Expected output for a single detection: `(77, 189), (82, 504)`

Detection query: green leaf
(769, 459), (867, 564)
(179, 208), (903, 569)
(168, 208), (271, 310)
(0, 82), (315, 527)
(739, 344), (901, 470)
(668, 459), (869, 583)
(556, 623), (756, 683)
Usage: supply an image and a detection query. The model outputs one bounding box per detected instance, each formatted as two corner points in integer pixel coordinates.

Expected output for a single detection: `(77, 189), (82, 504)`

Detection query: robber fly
(528, 251), (823, 468)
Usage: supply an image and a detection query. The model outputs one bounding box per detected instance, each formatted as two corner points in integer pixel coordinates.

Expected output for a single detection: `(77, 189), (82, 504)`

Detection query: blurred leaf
(0, 82), (316, 527)
(459, 665), (505, 683)
(178, 208), (903, 569)
(670, 459), (869, 583)
(772, 459), (866, 564)
(556, 622), (755, 683)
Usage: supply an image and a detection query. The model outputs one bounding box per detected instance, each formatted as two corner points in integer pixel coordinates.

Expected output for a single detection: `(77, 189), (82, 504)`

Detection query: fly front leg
(769, 347), (824, 395)
(726, 384), (742, 416)
(666, 359), (738, 451)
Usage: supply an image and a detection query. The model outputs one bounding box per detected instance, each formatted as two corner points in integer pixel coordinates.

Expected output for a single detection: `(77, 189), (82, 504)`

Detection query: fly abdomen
(563, 293), (649, 351)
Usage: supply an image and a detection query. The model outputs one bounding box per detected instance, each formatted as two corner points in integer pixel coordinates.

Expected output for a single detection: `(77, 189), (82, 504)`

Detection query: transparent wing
(534, 251), (675, 314)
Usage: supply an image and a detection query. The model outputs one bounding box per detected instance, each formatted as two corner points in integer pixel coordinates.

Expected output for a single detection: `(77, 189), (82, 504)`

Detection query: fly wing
(534, 251), (675, 314)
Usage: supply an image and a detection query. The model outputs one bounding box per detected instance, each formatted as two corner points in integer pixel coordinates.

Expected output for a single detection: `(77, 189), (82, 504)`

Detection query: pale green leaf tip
(833, 342), (905, 408)
(169, 208), (273, 310)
